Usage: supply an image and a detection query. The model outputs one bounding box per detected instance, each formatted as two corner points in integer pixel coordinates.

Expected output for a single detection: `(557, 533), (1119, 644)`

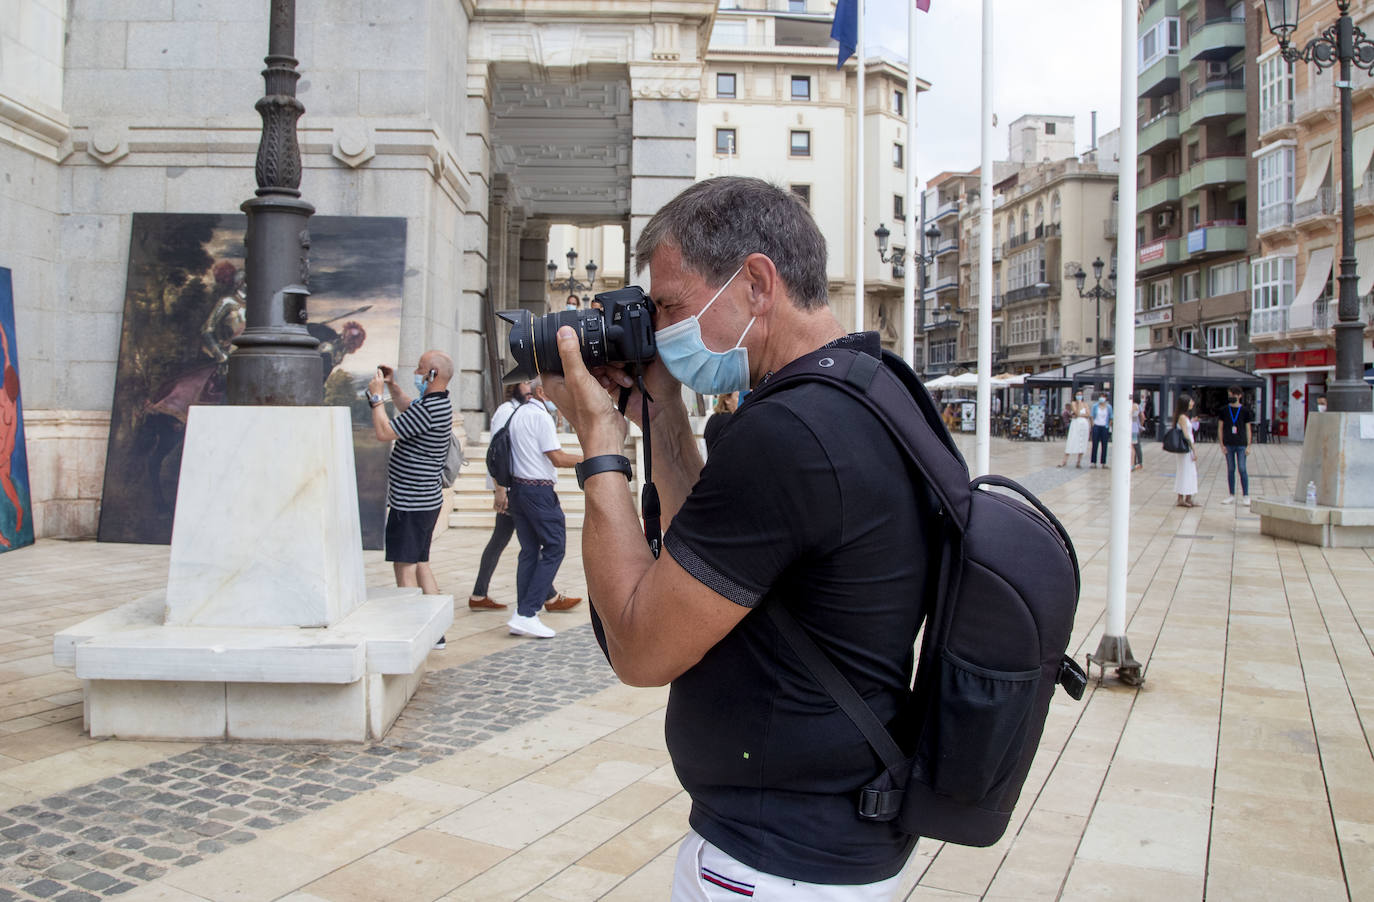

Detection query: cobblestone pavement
(0, 435), (1370, 901)
(0, 628), (617, 900)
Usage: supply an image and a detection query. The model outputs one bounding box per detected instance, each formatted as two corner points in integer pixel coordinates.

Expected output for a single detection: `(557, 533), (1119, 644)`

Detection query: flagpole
(903, 2), (917, 366)
(975, 0), (993, 477)
(854, 0), (866, 333)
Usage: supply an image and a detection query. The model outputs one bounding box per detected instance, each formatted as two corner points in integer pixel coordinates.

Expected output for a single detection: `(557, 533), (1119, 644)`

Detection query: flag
(831, 0), (857, 69)
(916, 0), (930, 9)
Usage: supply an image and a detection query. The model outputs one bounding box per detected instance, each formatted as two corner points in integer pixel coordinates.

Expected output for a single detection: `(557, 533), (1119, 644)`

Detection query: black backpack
(747, 347), (1087, 848)
(484, 401), (523, 488)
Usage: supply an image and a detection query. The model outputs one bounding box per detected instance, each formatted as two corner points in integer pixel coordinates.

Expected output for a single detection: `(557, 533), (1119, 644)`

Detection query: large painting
(98, 214), (407, 548)
(0, 267), (35, 553)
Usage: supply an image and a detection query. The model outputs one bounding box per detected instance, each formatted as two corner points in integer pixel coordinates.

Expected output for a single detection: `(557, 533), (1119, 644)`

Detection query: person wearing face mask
(1058, 390), (1091, 468)
(541, 177), (937, 899)
(1316, 395), (1328, 415)
(565, 294), (581, 312)
(369, 350), (456, 645)
(1219, 385), (1254, 507)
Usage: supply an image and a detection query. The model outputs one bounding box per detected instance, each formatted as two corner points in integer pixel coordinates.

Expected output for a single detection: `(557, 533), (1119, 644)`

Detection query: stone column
(458, 62), (494, 421)
(629, 64), (702, 293)
(518, 220), (552, 315)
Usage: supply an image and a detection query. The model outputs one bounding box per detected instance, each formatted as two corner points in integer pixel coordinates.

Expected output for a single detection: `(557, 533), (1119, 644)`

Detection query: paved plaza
(0, 435), (1370, 901)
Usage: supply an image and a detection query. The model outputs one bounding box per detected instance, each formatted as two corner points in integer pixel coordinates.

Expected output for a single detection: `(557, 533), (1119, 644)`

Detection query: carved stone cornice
(0, 92), (71, 162)
(629, 63), (705, 101)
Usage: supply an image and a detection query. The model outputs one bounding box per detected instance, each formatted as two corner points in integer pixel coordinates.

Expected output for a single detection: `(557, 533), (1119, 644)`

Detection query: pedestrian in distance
(1058, 391), (1090, 468)
(702, 391), (738, 454)
(367, 350), (454, 648)
(1219, 384), (1254, 507)
(1130, 393), (1145, 471)
(503, 377), (582, 639)
(543, 176), (938, 898)
(1088, 392), (1112, 468)
(1174, 393), (1199, 508)
(468, 382), (582, 614)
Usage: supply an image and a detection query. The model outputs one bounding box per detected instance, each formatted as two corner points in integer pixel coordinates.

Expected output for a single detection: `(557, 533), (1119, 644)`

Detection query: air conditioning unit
(1206, 61), (1229, 79)
(1156, 210), (1174, 229)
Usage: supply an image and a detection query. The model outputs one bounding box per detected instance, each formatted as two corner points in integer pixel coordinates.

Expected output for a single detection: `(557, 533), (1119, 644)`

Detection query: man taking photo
(544, 177), (937, 899)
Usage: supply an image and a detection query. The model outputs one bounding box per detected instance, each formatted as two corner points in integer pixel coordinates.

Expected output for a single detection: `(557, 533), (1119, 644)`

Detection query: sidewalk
(0, 436), (1370, 901)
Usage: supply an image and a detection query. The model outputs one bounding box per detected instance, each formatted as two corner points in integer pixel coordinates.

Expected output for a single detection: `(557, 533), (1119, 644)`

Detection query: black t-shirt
(662, 333), (932, 884)
(1220, 403), (1254, 446)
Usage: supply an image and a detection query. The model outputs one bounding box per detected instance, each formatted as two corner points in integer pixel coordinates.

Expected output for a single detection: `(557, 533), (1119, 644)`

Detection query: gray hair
(634, 177), (828, 310)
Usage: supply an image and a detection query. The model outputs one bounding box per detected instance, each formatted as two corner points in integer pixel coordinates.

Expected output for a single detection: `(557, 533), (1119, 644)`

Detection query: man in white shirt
(503, 378), (582, 638)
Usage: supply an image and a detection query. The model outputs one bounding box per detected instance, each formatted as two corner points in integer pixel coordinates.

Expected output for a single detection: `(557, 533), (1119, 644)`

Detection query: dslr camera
(498, 286), (657, 383)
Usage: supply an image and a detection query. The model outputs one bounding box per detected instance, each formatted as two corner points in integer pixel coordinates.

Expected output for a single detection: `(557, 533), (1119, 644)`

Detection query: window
(711, 21), (747, 46)
(1251, 255), (1295, 310)
(1178, 328), (1198, 352)
(892, 143), (904, 169)
(1009, 310), (1046, 345)
(1021, 208), (1029, 237)
(788, 0), (805, 10)
(1034, 201), (1044, 227)
(1188, 205), (1201, 229)
(893, 194), (905, 221)
(1050, 192), (1061, 224)
(1138, 16), (1180, 70)
(791, 76), (811, 101)
(790, 184), (810, 207)
(1135, 285), (1145, 313)
(893, 90), (905, 116)
(715, 128), (737, 155)
(1258, 54), (1294, 133)
(1257, 146), (1296, 231)
(716, 73), (736, 98)
(1149, 279), (1172, 309)
(1045, 122), (1056, 135)
(1007, 246), (1046, 290)
(790, 130), (811, 157)
(1180, 271), (1199, 303)
(1208, 260), (1246, 297)
(1206, 322), (1238, 355)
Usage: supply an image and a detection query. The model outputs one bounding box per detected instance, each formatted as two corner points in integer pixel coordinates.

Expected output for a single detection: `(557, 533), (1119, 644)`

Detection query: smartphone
(378, 365), (393, 379)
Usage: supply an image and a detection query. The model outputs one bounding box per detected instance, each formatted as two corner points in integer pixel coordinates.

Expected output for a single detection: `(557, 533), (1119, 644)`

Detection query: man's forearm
(581, 469), (659, 672)
(370, 403), (395, 441)
(386, 381), (412, 412)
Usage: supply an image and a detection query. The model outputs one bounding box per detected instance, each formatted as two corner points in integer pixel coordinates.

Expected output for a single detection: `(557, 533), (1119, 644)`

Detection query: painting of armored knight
(98, 213), (406, 548)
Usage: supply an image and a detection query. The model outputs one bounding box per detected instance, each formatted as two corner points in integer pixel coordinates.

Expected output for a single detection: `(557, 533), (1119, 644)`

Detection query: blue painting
(0, 267), (35, 553)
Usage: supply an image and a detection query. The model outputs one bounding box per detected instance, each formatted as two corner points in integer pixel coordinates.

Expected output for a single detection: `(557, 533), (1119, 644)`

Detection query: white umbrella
(951, 372), (980, 388)
(925, 375), (957, 390)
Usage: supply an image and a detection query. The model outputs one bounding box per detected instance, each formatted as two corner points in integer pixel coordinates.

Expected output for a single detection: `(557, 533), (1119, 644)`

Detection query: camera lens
(497, 308), (605, 383)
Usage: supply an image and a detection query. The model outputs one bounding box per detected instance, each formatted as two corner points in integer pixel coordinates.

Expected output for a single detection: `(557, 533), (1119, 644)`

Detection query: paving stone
(44, 862), (89, 881)
(22, 880), (65, 898)
(72, 872), (118, 892)
(52, 890), (100, 902)
(120, 863), (163, 881)
(85, 854), (131, 871)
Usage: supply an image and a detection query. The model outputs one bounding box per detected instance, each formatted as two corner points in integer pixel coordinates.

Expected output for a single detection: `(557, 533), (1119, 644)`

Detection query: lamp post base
(1257, 412), (1374, 548)
(1086, 633), (1143, 687)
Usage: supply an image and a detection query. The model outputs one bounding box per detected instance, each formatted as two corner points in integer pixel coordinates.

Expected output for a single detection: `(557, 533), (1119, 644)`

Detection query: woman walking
(1174, 394), (1199, 507)
(1058, 391), (1091, 468)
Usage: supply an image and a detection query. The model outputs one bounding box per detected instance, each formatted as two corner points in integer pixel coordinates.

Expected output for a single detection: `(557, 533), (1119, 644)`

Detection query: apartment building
(1135, 0), (1252, 380)
(922, 171), (978, 375)
(1252, 0), (1374, 440)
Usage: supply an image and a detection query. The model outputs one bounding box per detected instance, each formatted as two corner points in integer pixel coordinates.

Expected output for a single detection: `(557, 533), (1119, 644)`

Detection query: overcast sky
(863, 0), (1125, 188)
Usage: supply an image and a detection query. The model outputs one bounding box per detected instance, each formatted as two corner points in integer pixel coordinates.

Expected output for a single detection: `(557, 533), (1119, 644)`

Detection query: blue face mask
(414, 374), (429, 396)
(655, 266), (754, 395)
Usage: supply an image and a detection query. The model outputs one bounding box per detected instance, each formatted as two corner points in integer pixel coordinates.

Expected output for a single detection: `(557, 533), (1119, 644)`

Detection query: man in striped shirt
(368, 350), (454, 613)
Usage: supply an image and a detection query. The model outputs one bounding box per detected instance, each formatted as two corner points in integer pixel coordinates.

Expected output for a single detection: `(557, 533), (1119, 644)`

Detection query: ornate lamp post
(875, 220), (942, 368)
(1263, 0), (1373, 413)
(1074, 256), (1117, 369)
(228, 0), (321, 405)
(547, 248), (598, 296)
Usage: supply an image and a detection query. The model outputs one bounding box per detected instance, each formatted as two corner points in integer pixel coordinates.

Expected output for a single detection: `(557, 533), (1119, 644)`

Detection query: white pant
(671, 830), (902, 901)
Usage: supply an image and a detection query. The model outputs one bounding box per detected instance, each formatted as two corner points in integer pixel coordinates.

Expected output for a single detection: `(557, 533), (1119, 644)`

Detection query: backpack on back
(748, 347), (1087, 848)
(484, 401), (522, 488)
(440, 431), (464, 488)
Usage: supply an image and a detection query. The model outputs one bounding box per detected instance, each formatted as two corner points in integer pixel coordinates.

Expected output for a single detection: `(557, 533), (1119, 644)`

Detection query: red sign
(1256, 352), (1291, 369)
(1139, 241), (1166, 264)
(1298, 348), (1335, 367)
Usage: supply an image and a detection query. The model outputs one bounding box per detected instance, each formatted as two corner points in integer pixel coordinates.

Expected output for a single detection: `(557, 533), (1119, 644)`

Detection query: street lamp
(1074, 256), (1117, 368)
(875, 221), (942, 366)
(1263, 0), (1374, 413)
(547, 248), (598, 296)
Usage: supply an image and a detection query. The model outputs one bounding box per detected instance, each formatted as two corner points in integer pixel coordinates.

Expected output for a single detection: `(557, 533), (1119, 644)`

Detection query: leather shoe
(468, 596), (507, 610)
(544, 593), (583, 612)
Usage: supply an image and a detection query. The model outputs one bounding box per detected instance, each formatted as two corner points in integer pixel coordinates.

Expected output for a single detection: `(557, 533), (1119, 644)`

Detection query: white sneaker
(1222, 496), (1235, 505)
(507, 613), (556, 639)
(1242, 496), (1251, 507)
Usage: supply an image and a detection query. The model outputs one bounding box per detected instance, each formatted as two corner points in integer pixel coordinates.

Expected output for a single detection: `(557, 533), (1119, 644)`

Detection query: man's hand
(368, 370), (385, 397)
(542, 326), (629, 457)
(588, 356), (684, 429)
(494, 486), (508, 514)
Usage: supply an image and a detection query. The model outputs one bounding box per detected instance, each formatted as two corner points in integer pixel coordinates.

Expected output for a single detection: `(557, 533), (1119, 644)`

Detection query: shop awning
(1358, 237), (1374, 296)
(1290, 246), (1334, 330)
(1295, 143), (1333, 204)
(1353, 125), (1374, 186)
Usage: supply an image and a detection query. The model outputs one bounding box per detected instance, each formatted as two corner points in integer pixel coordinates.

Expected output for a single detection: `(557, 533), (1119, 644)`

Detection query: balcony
(1179, 155), (1246, 195)
(1140, 53), (1181, 99)
(1180, 84), (1246, 131)
(1138, 175), (1181, 212)
(1295, 85), (1337, 124)
(1004, 232), (1030, 254)
(1251, 306), (1289, 338)
(933, 237), (959, 256)
(1139, 109), (1180, 154)
(1354, 174), (1374, 211)
(931, 274), (959, 293)
(1258, 201), (1294, 233)
(1259, 101), (1295, 137)
(932, 199), (959, 221)
(1295, 187), (1336, 224)
(1138, 238), (1182, 272)
(1035, 222), (1061, 241)
(1040, 337), (1061, 357)
(1104, 217), (1118, 239)
(1184, 221), (1247, 258)
(1004, 282), (1056, 305)
(1185, 16), (1245, 64)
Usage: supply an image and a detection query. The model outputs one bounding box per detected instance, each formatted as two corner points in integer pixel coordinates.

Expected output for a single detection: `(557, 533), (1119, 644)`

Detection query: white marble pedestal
(1258, 412), (1374, 548)
(52, 407), (453, 742)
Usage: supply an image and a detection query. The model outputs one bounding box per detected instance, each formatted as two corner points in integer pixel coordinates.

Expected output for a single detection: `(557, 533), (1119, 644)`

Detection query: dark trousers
(471, 512), (558, 602)
(1132, 439), (1143, 468)
(508, 485), (566, 617)
(1225, 445), (1249, 496)
(1090, 424), (1110, 464)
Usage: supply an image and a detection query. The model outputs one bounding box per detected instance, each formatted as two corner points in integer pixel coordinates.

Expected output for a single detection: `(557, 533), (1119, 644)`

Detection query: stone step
(449, 510), (586, 530)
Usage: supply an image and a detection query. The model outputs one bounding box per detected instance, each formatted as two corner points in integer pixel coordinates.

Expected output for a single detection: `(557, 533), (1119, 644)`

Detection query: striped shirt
(386, 390), (452, 511)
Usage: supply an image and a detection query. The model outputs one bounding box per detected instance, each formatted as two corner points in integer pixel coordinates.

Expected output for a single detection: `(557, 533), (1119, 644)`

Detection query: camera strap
(616, 306), (661, 559)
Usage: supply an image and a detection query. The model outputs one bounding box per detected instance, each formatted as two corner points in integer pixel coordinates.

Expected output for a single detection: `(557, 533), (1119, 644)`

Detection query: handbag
(1162, 425), (1189, 454)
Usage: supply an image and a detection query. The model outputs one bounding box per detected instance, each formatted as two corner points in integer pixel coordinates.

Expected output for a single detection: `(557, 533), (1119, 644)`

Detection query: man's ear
(741, 252), (779, 317)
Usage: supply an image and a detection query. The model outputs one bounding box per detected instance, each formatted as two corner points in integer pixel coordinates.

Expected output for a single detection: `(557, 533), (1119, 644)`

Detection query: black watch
(575, 454), (633, 489)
